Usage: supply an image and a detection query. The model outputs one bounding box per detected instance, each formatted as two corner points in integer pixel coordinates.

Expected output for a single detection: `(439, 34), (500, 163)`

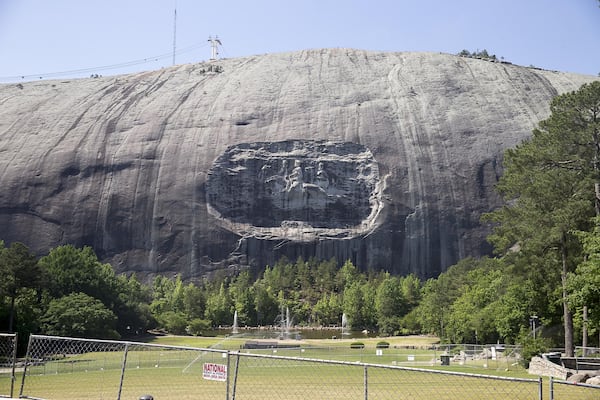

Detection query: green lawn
(146, 334), (530, 378)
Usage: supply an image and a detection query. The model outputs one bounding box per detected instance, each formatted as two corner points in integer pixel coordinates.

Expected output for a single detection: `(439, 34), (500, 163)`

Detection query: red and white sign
(203, 363), (227, 381)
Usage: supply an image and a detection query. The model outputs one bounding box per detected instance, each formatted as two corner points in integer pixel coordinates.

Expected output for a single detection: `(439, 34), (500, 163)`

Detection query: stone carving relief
(206, 140), (385, 241)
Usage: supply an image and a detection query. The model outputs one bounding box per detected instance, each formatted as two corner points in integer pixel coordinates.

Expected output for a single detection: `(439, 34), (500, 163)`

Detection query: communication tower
(208, 35), (222, 60)
(172, 5), (177, 65)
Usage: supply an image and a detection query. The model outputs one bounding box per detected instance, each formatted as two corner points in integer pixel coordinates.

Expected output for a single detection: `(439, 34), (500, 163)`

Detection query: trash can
(440, 355), (451, 366)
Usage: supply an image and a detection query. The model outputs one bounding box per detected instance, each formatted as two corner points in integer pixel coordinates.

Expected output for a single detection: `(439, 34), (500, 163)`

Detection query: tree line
(1, 82), (599, 358)
(0, 244), (423, 340)
(457, 49), (503, 62)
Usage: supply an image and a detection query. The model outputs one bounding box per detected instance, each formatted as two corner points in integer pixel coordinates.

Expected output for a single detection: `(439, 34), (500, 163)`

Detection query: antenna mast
(208, 35), (222, 60)
(172, 3), (177, 65)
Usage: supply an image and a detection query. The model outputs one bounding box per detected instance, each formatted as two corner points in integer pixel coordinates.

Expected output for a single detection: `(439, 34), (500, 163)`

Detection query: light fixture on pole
(529, 315), (539, 339)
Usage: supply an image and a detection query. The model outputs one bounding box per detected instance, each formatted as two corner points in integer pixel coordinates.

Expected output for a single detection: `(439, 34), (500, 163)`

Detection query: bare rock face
(0, 49), (597, 280)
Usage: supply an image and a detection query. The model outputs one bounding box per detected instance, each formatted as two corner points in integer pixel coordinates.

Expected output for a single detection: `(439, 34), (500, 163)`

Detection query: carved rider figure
(287, 159), (304, 192)
(315, 162), (329, 190)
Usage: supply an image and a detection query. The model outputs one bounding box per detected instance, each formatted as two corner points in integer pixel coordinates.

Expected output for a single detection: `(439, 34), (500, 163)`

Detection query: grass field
(146, 334), (531, 378)
(6, 334), (597, 400)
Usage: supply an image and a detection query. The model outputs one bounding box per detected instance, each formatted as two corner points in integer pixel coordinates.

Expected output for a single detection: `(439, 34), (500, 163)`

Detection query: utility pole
(208, 35), (222, 60)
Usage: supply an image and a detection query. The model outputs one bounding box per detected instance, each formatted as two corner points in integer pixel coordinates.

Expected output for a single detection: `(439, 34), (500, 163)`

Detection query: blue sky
(0, 0), (598, 81)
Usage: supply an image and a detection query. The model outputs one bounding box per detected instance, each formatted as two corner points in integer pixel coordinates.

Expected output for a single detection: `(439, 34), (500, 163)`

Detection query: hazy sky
(0, 0), (599, 81)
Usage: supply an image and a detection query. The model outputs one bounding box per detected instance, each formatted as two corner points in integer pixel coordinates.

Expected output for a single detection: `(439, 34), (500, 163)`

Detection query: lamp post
(530, 315), (539, 339)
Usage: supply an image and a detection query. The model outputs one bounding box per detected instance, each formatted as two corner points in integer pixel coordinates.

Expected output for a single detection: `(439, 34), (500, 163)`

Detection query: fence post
(226, 352), (230, 400)
(19, 333), (35, 398)
(117, 343), (130, 400)
(363, 365), (368, 400)
(230, 351), (241, 400)
(9, 333), (17, 398)
(549, 376), (554, 400)
(537, 376), (543, 400)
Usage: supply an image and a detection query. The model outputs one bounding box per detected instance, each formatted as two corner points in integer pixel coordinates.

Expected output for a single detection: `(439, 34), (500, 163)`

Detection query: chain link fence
(0, 333), (17, 398)
(232, 352), (541, 400)
(549, 377), (600, 400)
(19, 334), (543, 400)
(20, 335), (229, 400)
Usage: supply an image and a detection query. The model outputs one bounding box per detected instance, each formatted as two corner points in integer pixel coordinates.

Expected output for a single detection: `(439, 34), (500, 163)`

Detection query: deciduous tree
(41, 292), (119, 339)
(375, 274), (403, 335)
(0, 242), (41, 332)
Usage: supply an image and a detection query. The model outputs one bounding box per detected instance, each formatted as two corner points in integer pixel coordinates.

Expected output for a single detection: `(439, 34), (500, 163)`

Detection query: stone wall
(528, 356), (569, 379)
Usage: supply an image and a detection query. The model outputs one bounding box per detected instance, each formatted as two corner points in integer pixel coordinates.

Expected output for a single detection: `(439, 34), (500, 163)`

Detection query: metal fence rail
(575, 346), (600, 357)
(573, 346), (600, 372)
(0, 333), (17, 398)
(550, 377), (600, 400)
(20, 335), (542, 400)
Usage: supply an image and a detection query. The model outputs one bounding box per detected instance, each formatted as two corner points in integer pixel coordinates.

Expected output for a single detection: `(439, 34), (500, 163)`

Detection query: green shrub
(186, 318), (212, 336)
(157, 311), (188, 335)
(350, 342), (365, 349)
(376, 341), (390, 349)
(518, 330), (550, 368)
